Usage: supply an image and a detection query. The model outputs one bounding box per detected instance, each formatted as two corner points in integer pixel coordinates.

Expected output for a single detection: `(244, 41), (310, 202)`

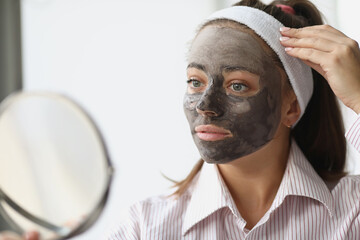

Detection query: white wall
(20, 0), (360, 239)
(21, 0), (216, 239)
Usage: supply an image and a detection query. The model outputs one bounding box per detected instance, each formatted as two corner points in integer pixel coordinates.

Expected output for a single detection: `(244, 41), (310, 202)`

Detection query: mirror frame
(0, 91), (114, 239)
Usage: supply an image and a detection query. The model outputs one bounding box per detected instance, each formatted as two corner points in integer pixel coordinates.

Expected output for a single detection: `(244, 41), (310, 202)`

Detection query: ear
(282, 91), (301, 128)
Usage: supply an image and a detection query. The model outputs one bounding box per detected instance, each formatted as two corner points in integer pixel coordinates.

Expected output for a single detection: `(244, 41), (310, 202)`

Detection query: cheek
(183, 94), (200, 124)
(253, 66), (283, 118)
(265, 78), (283, 114)
(183, 94), (200, 111)
(248, 80), (282, 131)
(226, 98), (251, 115)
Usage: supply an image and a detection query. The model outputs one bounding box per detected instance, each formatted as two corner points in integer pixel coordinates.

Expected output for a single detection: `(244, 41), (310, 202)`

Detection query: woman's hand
(279, 25), (360, 113)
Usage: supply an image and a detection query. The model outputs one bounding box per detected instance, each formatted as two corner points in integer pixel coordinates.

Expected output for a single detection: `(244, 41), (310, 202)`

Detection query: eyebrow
(187, 63), (206, 71)
(187, 63), (260, 75)
(222, 66), (258, 75)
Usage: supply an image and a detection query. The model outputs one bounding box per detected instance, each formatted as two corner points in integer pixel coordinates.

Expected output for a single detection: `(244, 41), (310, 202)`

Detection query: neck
(217, 129), (291, 229)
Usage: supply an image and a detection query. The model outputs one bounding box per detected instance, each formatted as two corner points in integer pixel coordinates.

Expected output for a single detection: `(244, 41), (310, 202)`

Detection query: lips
(195, 124), (233, 141)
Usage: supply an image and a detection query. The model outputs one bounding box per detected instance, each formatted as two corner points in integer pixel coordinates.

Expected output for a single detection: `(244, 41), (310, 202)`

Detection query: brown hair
(171, 0), (346, 196)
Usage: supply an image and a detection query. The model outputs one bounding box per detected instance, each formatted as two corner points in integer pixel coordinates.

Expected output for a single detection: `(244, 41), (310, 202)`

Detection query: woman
(108, 0), (360, 239)
(1, 0), (359, 239)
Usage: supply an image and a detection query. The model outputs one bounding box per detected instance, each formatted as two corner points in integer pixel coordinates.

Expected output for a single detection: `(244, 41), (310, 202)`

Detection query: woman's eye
(230, 83), (249, 92)
(187, 79), (203, 88)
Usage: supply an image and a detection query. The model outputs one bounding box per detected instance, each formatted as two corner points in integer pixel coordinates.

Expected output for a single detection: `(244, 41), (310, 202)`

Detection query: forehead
(188, 26), (271, 75)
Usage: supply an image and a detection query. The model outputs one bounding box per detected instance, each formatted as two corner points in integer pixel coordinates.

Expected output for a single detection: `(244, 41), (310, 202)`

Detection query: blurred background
(1, 0), (360, 239)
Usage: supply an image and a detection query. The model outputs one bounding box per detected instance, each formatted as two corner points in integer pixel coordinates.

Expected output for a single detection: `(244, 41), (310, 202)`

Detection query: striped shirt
(346, 114), (360, 152)
(108, 119), (360, 240)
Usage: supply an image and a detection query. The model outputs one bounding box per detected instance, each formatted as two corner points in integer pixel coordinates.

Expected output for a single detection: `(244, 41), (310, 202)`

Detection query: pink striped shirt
(346, 114), (360, 152)
(108, 118), (360, 239)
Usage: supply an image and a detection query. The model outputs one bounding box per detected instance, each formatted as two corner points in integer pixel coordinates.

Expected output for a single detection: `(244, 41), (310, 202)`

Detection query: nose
(196, 107), (218, 117)
(195, 91), (223, 118)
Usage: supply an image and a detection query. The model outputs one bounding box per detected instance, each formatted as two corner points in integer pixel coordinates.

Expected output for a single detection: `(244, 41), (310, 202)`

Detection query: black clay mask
(184, 26), (283, 164)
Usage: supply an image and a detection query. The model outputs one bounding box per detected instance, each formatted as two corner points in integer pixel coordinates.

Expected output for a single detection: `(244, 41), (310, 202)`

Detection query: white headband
(206, 6), (313, 124)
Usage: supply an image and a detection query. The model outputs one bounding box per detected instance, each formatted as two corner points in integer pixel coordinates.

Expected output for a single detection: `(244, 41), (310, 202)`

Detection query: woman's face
(184, 26), (284, 164)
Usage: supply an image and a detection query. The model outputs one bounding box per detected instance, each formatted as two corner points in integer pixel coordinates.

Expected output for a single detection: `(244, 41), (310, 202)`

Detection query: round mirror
(0, 92), (113, 239)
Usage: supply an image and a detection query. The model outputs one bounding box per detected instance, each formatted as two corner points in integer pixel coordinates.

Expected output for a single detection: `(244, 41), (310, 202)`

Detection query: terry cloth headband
(206, 6), (313, 125)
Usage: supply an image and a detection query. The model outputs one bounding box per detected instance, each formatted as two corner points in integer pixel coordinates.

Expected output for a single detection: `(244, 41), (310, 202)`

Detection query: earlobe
(282, 97), (301, 127)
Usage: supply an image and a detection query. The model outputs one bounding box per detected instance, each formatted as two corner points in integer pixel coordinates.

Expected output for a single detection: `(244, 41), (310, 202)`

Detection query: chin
(200, 155), (238, 164)
(198, 141), (270, 164)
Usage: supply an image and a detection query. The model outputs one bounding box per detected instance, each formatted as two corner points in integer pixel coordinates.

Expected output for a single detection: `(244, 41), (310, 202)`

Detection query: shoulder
(335, 174), (360, 194)
(106, 191), (193, 240)
(131, 192), (192, 217)
(331, 175), (360, 215)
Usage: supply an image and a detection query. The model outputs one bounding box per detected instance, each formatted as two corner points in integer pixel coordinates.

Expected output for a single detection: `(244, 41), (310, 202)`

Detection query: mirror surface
(0, 92), (113, 239)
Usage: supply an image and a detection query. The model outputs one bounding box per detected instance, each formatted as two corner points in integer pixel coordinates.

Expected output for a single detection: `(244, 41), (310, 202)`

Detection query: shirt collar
(182, 139), (335, 236)
(270, 139), (335, 216)
(182, 160), (243, 236)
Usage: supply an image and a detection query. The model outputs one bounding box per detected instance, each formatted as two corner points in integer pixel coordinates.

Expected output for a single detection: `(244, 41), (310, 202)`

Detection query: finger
(280, 25), (349, 44)
(285, 47), (329, 66)
(280, 24), (346, 38)
(24, 231), (39, 240)
(285, 47), (332, 78)
(280, 36), (339, 52)
(301, 24), (344, 35)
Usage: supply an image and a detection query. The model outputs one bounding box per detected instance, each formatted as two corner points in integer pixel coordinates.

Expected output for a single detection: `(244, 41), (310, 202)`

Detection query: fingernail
(280, 36), (290, 41)
(285, 47), (293, 52)
(280, 27), (290, 32)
